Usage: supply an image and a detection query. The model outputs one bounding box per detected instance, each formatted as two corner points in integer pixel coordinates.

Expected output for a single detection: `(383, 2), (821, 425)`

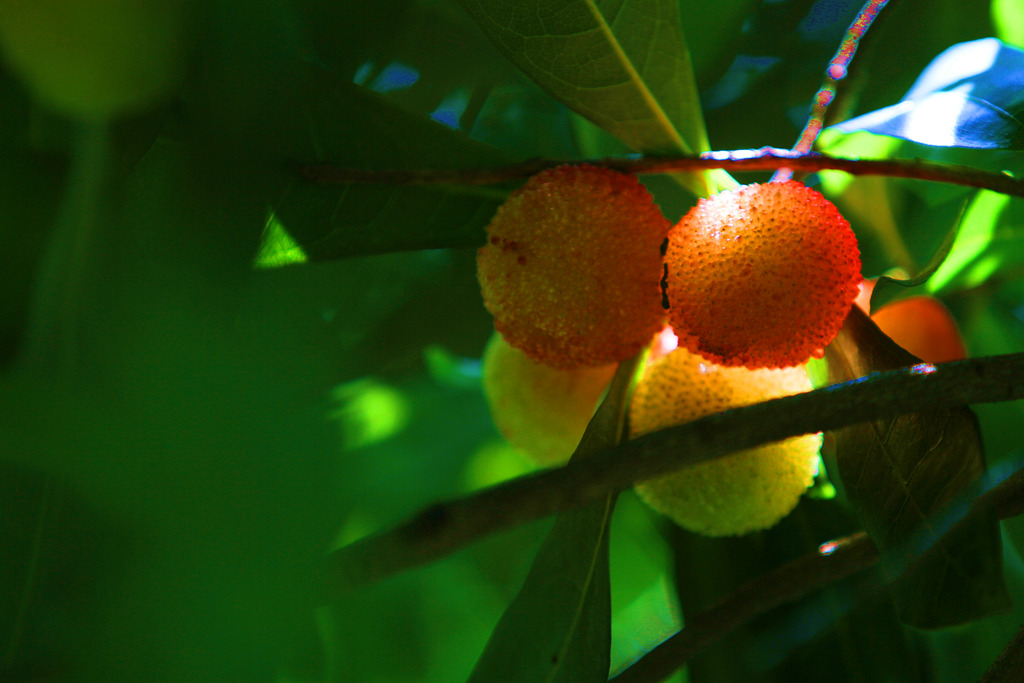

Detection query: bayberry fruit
(477, 164), (671, 369)
(665, 181), (861, 369)
(628, 342), (821, 536)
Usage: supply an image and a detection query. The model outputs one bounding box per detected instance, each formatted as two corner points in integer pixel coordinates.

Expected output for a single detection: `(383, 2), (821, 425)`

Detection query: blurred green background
(1, 0), (1024, 681)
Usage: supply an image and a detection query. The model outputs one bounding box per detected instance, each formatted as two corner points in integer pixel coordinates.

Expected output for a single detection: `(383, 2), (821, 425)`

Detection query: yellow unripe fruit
(0, 0), (193, 120)
(628, 343), (821, 536)
(482, 332), (615, 466)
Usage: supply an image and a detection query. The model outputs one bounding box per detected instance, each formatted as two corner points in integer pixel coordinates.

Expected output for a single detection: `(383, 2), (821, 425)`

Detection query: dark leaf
(678, 0), (760, 91)
(824, 306), (1009, 628)
(831, 38), (1024, 150)
(467, 353), (641, 682)
(458, 0), (729, 195)
(259, 65), (511, 261)
(868, 197), (967, 311)
(668, 499), (926, 683)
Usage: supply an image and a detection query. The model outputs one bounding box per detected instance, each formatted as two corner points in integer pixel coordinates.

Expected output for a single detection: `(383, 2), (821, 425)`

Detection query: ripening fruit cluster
(478, 165), (862, 535)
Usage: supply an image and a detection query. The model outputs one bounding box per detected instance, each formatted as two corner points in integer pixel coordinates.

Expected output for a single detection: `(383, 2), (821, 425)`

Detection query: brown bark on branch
(296, 150), (1024, 198)
(613, 468), (1024, 683)
(320, 352), (1024, 602)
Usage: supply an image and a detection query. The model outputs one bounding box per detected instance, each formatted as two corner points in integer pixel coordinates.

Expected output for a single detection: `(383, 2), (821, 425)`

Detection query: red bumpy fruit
(477, 164), (671, 369)
(665, 181), (861, 369)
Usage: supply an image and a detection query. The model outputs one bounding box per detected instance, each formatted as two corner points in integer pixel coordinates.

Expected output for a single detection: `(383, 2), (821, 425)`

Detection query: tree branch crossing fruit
(478, 171), (863, 535)
(629, 342), (821, 536)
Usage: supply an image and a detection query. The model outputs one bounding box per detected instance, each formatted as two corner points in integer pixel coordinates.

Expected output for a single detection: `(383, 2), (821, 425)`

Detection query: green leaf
(825, 306), (1009, 629)
(468, 353), (641, 682)
(868, 199), (967, 311)
(679, 0), (760, 91)
(459, 0), (705, 154)
(252, 64), (512, 261)
(927, 189), (1023, 296)
(459, 0), (730, 196)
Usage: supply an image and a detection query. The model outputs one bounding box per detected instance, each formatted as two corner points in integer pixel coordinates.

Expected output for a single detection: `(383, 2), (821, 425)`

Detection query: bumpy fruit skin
(0, 0), (192, 120)
(477, 164), (671, 369)
(628, 343), (821, 536)
(482, 332), (615, 465)
(665, 181), (861, 369)
(871, 296), (967, 364)
(856, 279), (967, 364)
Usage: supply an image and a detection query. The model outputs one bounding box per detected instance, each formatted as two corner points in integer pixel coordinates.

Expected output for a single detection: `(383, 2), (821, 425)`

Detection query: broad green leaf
(607, 492), (679, 676)
(467, 496), (614, 683)
(927, 190), (1020, 296)
(825, 306), (1009, 628)
(459, 0), (729, 196)
(459, 0), (706, 153)
(255, 65), (511, 261)
(468, 353), (641, 683)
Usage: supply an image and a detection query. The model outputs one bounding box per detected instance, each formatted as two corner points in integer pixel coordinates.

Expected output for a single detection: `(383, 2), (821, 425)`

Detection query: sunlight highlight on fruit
(477, 164), (671, 369)
(628, 343), (821, 536)
(665, 181), (861, 369)
(481, 332), (615, 466)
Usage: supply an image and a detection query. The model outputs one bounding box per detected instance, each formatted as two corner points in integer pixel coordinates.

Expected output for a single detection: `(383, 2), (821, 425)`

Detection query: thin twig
(296, 150), (1024, 198)
(320, 352), (1024, 601)
(783, 0), (893, 165)
(611, 532), (879, 683)
(613, 467), (1024, 683)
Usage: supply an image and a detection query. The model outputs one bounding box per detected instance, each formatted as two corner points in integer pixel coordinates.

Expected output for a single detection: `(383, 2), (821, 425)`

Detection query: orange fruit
(665, 181), (861, 369)
(477, 164), (670, 369)
(871, 296), (967, 364)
